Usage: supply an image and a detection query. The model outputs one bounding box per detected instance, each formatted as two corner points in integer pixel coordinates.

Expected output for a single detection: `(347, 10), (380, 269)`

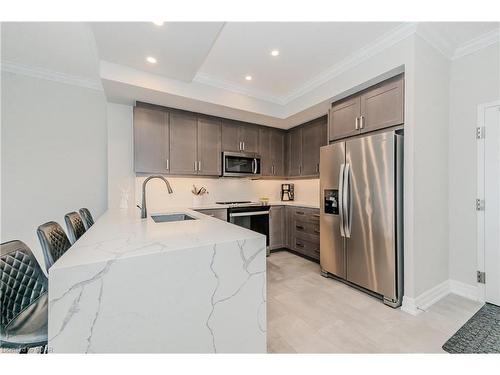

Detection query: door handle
(239, 141), (242, 151)
(355, 117), (359, 130)
(166, 159), (169, 170)
(360, 115), (364, 129)
(338, 163), (346, 237)
(296, 225), (304, 230)
(198, 161), (201, 172)
(243, 141), (245, 151)
(194, 161), (197, 171)
(343, 163), (351, 238)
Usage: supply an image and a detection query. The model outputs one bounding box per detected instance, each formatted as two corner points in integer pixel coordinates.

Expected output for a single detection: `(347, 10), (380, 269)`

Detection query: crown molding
(193, 23), (418, 107)
(193, 72), (286, 105)
(452, 27), (500, 60)
(1, 60), (103, 91)
(282, 23), (419, 104)
(415, 24), (455, 59)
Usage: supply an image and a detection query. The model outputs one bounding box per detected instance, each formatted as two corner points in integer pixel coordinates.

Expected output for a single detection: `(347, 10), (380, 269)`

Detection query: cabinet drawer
(294, 221), (320, 242)
(293, 237), (320, 260)
(293, 208), (320, 223)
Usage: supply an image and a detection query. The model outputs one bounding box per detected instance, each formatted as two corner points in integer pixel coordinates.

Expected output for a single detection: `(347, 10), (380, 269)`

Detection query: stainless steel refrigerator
(320, 130), (404, 307)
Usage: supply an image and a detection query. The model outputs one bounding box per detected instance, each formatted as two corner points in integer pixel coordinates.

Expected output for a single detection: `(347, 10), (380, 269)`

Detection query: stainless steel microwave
(222, 151), (261, 177)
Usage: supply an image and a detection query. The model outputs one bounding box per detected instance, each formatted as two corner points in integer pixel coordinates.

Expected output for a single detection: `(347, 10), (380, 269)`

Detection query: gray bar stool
(64, 212), (86, 244)
(0, 240), (48, 353)
(36, 221), (71, 271)
(79, 208), (94, 230)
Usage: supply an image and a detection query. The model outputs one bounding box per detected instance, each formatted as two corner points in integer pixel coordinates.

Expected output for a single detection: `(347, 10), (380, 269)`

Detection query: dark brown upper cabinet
(287, 127), (302, 177)
(286, 116), (327, 178)
(329, 74), (404, 141)
(301, 117), (327, 176)
(360, 75), (404, 133)
(169, 111), (198, 175)
(270, 129), (285, 177)
(259, 127), (285, 177)
(329, 96), (361, 141)
(258, 127), (272, 176)
(221, 120), (259, 153)
(134, 106), (169, 174)
(197, 116), (222, 176)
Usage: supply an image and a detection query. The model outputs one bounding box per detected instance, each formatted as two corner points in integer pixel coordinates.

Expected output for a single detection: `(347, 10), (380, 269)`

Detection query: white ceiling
(197, 22), (404, 99)
(91, 22), (224, 82)
(1, 22), (100, 81)
(2, 21), (499, 128)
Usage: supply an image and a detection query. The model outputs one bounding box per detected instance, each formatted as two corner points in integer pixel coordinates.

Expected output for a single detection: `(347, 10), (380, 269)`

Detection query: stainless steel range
(216, 201), (270, 252)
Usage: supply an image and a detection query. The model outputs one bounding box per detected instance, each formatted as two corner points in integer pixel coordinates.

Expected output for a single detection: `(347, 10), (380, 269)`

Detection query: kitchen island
(48, 208), (266, 353)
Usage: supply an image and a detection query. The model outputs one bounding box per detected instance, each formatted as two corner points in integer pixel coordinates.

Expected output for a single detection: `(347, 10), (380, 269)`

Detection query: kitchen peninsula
(48, 208), (266, 353)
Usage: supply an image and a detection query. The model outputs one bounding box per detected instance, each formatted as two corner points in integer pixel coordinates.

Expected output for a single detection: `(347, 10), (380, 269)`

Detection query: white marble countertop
(51, 208), (264, 271)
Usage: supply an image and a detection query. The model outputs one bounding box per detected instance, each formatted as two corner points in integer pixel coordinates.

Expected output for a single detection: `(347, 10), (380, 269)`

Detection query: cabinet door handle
(299, 165), (302, 175)
(296, 211), (305, 215)
(242, 141), (245, 151)
(296, 242), (304, 248)
(296, 225), (304, 230)
(194, 161), (197, 171)
(272, 165), (275, 175)
(355, 116), (359, 130)
(166, 159), (169, 170)
(239, 141), (242, 151)
(316, 163), (319, 173)
(198, 161), (201, 171)
(360, 115), (364, 129)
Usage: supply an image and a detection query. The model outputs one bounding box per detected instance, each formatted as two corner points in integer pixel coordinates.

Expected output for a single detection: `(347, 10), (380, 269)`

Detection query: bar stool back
(79, 208), (94, 230)
(0, 240), (48, 351)
(36, 221), (71, 271)
(64, 212), (86, 244)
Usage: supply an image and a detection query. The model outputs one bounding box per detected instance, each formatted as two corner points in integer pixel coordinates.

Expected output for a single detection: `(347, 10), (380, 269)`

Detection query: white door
(479, 102), (500, 306)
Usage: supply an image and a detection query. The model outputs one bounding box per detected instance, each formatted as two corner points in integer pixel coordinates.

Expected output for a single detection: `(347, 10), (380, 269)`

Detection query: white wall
(412, 35), (451, 296)
(449, 43), (500, 287)
(1, 72), (108, 269)
(107, 103), (134, 209)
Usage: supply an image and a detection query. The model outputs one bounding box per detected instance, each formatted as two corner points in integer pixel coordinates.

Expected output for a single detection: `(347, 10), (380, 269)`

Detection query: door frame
(477, 99), (500, 303)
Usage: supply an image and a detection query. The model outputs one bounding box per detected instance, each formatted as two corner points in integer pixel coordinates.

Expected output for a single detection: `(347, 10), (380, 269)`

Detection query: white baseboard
(449, 279), (479, 301)
(401, 279), (478, 315)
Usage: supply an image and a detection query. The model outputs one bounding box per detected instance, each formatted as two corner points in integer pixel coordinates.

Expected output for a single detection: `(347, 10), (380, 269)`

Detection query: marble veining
(48, 208), (266, 353)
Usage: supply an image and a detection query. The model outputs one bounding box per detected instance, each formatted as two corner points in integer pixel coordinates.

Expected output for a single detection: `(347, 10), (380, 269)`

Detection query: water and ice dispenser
(324, 189), (339, 215)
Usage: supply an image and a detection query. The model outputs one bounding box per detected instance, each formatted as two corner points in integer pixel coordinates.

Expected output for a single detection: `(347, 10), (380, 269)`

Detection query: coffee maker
(281, 183), (294, 201)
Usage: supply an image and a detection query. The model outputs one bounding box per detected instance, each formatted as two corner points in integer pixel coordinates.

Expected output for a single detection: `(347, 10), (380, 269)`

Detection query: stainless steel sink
(151, 213), (197, 223)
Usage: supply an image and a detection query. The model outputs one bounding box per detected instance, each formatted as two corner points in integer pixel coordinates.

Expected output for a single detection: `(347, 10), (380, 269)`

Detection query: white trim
(401, 296), (420, 316)
(477, 100), (500, 304)
(453, 28), (500, 60)
(401, 279), (481, 316)
(449, 280), (480, 301)
(1, 60), (103, 91)
(415, 24), (455, 59)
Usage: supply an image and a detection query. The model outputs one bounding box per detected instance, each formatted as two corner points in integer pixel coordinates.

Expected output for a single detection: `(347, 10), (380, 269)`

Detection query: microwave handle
(252, 158), (257, 174)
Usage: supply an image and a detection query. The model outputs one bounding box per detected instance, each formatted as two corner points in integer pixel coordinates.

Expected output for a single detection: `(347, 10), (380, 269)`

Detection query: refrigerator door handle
(338, 163), (346, 237)
(344, 163), (352, 238)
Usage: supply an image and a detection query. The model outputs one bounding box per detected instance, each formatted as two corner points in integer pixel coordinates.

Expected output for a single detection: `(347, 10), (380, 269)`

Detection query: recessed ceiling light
(152, 21), (164, 26)
(245, 75), (252, 81)
(270, 49), (280, 57)
(146, 56), (157, 64)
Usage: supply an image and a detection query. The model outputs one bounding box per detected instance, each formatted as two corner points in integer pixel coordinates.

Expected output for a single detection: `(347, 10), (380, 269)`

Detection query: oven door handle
(230, 211), (269, 217)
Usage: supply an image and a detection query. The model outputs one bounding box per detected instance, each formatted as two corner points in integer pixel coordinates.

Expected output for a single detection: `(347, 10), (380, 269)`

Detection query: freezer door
(320, 142), (346, 278)
(345, 132), (396, 299)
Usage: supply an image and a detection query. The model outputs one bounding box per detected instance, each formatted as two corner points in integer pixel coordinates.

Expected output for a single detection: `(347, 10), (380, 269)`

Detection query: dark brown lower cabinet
(275, 206), (320, 261)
